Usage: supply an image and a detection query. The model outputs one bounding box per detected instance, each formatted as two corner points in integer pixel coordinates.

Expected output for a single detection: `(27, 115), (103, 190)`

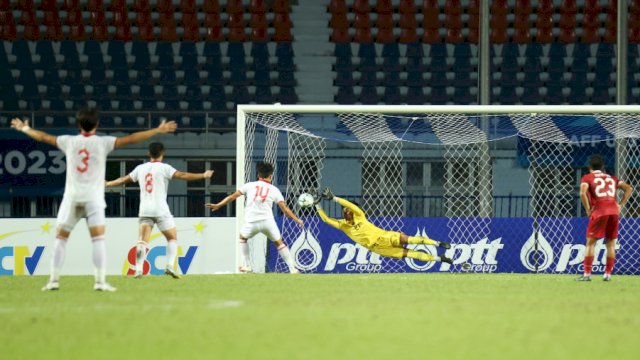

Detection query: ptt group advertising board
(269, 217), (640, 274)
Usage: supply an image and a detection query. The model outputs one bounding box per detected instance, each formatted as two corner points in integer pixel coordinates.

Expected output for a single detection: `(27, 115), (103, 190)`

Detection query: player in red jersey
(577, 155), (633, 281)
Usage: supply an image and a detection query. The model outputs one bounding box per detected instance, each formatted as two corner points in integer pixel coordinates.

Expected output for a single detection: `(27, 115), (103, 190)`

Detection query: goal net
(237, 105), (640, 275)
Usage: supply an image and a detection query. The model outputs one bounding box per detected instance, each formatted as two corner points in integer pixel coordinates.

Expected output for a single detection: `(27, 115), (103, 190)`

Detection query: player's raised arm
(618, 181), (634, 209)
(105, 175), (133, 188)
(277, 201), (304, 227)
(114, 119), (177, 148)
(10, 118), (57, 146)
(173, 170), (214, 181)
(579, 182), (591, 216)
(206, 190), (242, 212)
(315, 202), (341, 229)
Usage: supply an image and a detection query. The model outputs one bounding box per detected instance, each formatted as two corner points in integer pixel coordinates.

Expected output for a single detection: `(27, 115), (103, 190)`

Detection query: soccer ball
(297, 193), (315, 208)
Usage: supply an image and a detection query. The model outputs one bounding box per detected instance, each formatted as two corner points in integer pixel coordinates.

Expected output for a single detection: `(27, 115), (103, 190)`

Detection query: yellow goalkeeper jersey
(317, 197), (389, 248)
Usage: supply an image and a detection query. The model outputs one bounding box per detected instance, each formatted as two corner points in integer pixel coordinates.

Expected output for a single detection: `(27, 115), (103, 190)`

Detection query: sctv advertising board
(269, 217), (640, 274)
(0, 218), (236, 276)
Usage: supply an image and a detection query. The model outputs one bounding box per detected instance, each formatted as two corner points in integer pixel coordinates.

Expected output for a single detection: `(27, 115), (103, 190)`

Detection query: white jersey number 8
(594, 177), (616, 197)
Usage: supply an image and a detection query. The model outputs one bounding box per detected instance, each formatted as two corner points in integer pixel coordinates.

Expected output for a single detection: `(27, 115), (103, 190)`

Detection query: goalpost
(236, 105), (640, 275)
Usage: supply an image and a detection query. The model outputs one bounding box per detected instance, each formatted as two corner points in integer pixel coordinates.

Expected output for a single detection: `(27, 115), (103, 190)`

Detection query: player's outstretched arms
(105, 175), (133, 187)
(10, 118), (57, 146)
(115, 119), (177, 148)
(278, 201), (304, 228)
(206, 190), (242, 212)
(173, 170), (214, 181)
(314, 203), (341, 229)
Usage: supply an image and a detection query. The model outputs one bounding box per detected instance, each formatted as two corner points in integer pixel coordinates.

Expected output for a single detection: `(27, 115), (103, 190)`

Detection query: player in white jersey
(206, 162), (303, 273)
(10, 109), (177, 292)
(105, 142), (213, 279)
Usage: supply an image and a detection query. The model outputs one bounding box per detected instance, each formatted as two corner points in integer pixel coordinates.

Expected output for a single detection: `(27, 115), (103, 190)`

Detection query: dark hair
(148, 142), (164, 159)
(257, 162), (274, 178)
(589, 154), (605, 170)
(76, 108), (100, 132)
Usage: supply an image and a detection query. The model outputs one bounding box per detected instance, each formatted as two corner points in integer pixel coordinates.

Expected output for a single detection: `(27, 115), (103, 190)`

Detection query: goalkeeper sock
(239, 239), (250, 267)
(92, 236), (106, 284)
(583, 255), (594, 276)
(135, 241), (148, 273)
(277, 244), (296, 271)
(605, 256), (615, 275)
(406, 236), (438, 246)
(166, 240), (178, 270)
(50, 238), (67, 282)
(405, 250), (437, 262)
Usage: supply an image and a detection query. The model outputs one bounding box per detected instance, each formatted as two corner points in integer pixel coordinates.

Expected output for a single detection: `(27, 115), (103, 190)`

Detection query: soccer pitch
(2, 274), (639, 360)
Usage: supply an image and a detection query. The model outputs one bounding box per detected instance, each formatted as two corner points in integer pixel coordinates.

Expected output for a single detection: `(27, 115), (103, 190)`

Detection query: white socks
(49, 238), (67, 283)
(166, 240), (178, 270)
(92, 236), (106, 284)
(277, 244), (296, 272)
(135, 241), (149, 273)
(240, 240), (251, 267)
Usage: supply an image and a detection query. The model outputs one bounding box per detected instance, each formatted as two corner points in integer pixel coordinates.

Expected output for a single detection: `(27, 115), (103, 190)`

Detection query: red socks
(583, 255), (594, 276)
(605, 256), (616, 275)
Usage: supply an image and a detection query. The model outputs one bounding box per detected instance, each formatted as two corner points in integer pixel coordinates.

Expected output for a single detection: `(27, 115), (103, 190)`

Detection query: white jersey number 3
(594, 177), (616, 197)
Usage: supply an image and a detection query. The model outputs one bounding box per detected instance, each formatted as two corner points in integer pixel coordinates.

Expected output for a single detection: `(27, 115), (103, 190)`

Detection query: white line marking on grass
(207, 300), (243, 309)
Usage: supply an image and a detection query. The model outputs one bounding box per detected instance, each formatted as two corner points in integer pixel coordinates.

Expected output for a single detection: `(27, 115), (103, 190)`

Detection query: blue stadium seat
(334, 43), (351, 59)
(453, 56), (473, 73)
(41, 68), (60, 84)
(357, 43), (376, 58)
(208, 85), (227, 110)
(498, 86), (518, 104)
(522, 86), (542, 104)
(227, 42), (245, 60)
(35, 41), (56, 69)
(523, 71), (542, 88)
(115, 84), (132, 100)
(180, 42), (197, 58)
(384, 71), (402, 87)
(383, 86), (402, 104)
(276, 56), (295, 72)
(335, 69), (354, 87)
(406, 86), (424, 104)
(500, 56), (519, 72)
(67, 83), (85, 102)
(12, 40), (31, 60)
(453, 86), (474, 104)
(250, 69), (268, 86)
(232, 86), (251, 104)
(569, 73), (589, 89)
(549, 43), (567, 58)
(277, 71), (296, 87)
(547, 56), (565, 76)
(334, 55), (353, 72)
(429, 43), (447, 58)
(112, 68), (129, 85)
(251, 42), (269, 60)
(183, 68), (201, 85)
(358, 71), (377, 87)
(46, 83), (62, 99)
(255, 86), (273, 104)
(429, 86), (448, 104)
(382, 56), (401, 72)
(229, 65), (249, 86)
(359, 86), (379, 104)
(430, 72), (448, 87)
(568, 85), (588, 103)
(453, 43), (472, 58)
(596, 43), (614, 59)
(203, 42), (221, 57)
(278, 87), (298, 104)
(160, 70), (177, 85)
(501, 43), (519, 58)
(60, 42), (79, 65)
(206, 67), (224, 85)
(86, 52), (106, 71)
(252, 57), (271, 72)
(406, 43), (423, 58)
(570, 57), (589, 73)
(406, 70), (425, 87)
(83, 40), (102, 56)
(382, 43), (400, 58)
(336, 87), (356, 104)
(572, 43), (590, 58)
(89, 69), (107, 85)
(47, 99), (66, 111)
(428, 56), (447, 72)
(524, 43), (542, 59)
(453, 71), (473, 87)
(276, 43), (294, 58)
(405, 57), (423, 73)
(545, 85), (564, 104)
(592, 85), (613, 104)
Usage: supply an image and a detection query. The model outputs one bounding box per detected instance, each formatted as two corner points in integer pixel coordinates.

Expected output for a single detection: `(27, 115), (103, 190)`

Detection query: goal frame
(236, 104), (640, 273)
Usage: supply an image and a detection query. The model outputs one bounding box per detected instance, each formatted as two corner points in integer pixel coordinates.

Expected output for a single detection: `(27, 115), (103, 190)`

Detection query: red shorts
(586, 214), (619, 239)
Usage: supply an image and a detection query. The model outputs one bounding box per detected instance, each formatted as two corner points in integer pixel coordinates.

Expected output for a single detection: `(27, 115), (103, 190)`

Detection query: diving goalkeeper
(314, 188), (453, 264)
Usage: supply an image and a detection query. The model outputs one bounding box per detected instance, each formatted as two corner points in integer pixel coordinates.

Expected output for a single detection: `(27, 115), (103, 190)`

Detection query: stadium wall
(0, 218), (236, 276)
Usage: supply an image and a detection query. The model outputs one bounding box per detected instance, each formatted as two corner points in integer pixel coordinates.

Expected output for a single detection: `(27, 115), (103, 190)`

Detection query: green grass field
(2, 274), (639, 360)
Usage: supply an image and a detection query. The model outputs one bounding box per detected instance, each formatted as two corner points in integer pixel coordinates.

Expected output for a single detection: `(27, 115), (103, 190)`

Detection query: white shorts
(139, 216), (176, 232)
(56, 198), (106, 232)
(240, 219), (281, 242)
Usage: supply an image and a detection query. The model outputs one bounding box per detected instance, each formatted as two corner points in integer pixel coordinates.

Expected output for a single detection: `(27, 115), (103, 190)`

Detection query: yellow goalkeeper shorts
(368, 231), (403, 259)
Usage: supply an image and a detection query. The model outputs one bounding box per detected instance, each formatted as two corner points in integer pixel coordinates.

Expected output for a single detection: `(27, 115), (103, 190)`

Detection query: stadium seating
(0, 0), (297, 130)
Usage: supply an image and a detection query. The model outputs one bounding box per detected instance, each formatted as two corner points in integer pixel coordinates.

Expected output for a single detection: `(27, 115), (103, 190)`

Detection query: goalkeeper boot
(440, 255), (454, 265)
(94, 282), (117, 292)
(41, 281), (60, 291)
(575, 275), (592, 282)
(164, 266), (181, 279)
(603, 274), (612, 281)
(438, 241), (451, 249)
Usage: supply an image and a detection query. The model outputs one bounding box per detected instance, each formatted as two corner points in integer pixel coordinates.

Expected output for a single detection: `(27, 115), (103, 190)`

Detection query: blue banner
(0, 139), (66, 196)
(269, 217), (640, 274)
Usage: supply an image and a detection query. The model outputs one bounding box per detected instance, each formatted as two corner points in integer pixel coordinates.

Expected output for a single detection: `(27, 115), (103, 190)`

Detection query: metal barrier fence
(0, 194), (541, 218)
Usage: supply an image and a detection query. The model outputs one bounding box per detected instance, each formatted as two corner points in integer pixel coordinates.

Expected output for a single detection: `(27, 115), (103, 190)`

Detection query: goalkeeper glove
(321, 187), (334, 201)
